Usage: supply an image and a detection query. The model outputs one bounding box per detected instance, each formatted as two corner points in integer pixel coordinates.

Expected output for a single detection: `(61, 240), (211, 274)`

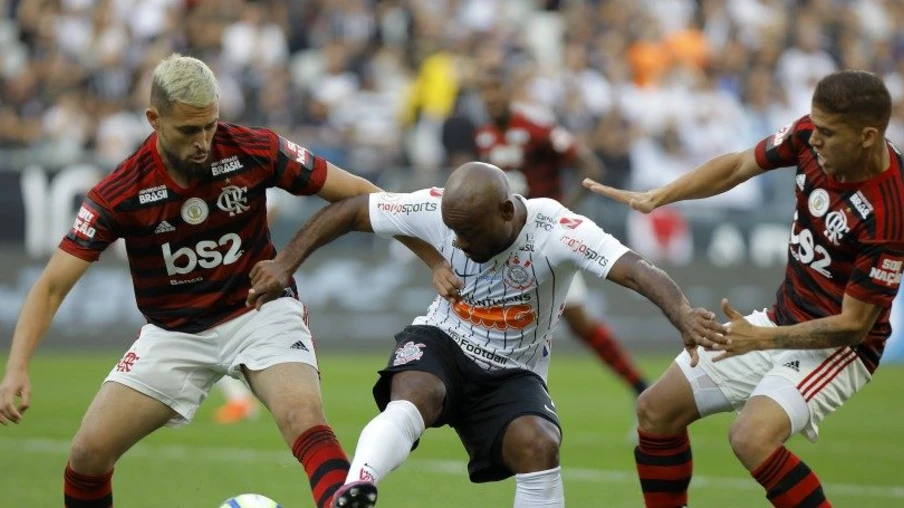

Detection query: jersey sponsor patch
(848, 191), (874, 220)
(71, 205), (99, 239)
(280, 138), (314, 169)
(770, 120), (795, 148)
(808, 189), (830, 218)
(870, 254), (903, 288)
(138, 185), (169, 204)
(559, 217), (583, 229)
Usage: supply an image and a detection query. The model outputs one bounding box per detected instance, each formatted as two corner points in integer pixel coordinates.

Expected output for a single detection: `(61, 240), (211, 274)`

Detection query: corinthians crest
(217, 185), (250, 216)
(503, 255), (535, 290)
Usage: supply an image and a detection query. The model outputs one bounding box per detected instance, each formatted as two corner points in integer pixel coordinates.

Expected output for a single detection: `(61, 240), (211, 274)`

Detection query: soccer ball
(218, 493), (282, 508)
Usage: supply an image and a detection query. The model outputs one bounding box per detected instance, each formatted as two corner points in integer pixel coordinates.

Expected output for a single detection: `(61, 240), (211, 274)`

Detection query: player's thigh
(71, 381), (177, 466)
(454, 370), (561, 483)
(756, 347), (870, 442)
(373, 325), (462, 427)
(675, 309), (778, 417)
(244, 362), (325, 425)
(227, 297), (319, 376)
(104, 325), (221, 426)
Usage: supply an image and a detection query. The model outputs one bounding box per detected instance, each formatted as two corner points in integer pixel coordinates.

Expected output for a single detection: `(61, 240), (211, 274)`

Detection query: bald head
(444, 162), (511, 214)
(442, 162), (524, 263)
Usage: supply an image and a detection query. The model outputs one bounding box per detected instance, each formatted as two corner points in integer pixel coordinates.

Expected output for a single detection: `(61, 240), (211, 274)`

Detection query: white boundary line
(3, 437), (902, 499)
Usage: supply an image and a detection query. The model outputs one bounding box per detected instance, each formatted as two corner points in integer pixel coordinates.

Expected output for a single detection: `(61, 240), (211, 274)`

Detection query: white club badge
(807, 189), (830, 218)
(181, 197), (209, 225)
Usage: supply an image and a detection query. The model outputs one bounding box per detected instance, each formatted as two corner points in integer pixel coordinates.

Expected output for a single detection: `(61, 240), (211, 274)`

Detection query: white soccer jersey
(369, 188), (630, 380)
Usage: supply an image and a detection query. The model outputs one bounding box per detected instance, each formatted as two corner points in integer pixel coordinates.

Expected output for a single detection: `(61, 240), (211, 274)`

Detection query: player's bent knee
(272, 395), (327, 434)
(502, 416), (561, 473)
(728, 418), (781, 464)
(390, 371), (446, 425)
(68, 433), (117, 474)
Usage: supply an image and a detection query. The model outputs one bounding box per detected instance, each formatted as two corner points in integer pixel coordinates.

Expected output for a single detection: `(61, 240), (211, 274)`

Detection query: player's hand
(431, 260), (463, 303)
(679, 306), (729, 367)
(247, 260), (292, 310)
(0, 368), (31, 425)
(582, 178), (659, 214)
(712, 298), (766, 362)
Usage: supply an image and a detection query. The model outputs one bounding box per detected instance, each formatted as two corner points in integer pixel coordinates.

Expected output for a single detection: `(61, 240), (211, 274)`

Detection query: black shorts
(373, 325), (562, 483)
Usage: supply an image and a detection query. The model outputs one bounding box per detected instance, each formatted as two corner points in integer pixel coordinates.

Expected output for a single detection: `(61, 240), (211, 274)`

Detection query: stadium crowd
(1, 0), (903, 211)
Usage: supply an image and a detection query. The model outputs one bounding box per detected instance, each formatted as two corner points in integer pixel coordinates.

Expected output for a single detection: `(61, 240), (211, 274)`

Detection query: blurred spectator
(1, 0), (902, 216)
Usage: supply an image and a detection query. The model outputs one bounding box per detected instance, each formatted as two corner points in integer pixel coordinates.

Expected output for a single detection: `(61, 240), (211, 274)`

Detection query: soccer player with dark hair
(585, 70), (903, 507)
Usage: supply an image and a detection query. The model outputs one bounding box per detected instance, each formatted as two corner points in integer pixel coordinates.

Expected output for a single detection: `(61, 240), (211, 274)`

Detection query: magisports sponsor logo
(376, 201), (438, 215)
(560, 235), (610, 268)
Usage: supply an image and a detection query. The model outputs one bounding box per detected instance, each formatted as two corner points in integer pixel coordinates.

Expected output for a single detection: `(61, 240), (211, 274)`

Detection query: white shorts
(105, 298), (317, 427)
(675, 309), (871, 442)
(565, 272), (588, 307)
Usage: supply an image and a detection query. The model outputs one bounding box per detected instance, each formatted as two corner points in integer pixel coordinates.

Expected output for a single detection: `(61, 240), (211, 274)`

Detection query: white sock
(345, 400), (425, 484)
(513, 466), (564, 508)
(217, 376), (253, 401)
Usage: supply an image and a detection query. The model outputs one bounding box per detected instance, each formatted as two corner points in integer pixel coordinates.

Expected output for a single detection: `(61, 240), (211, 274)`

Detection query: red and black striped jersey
(755, 115), (904, 373)
(59, 122), (327, 333)
(474, 108), (578, 201)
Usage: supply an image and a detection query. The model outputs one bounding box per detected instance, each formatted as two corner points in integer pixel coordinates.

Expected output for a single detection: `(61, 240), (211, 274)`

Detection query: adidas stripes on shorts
(675, 308), (871, 442)
(104, 297), (317, 426)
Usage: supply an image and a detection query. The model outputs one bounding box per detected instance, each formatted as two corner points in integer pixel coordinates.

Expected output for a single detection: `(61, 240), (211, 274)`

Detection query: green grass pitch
(1, 352), (902, 507)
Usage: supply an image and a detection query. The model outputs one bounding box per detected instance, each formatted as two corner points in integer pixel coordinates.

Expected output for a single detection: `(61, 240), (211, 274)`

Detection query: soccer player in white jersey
(246, 162), (727, 508)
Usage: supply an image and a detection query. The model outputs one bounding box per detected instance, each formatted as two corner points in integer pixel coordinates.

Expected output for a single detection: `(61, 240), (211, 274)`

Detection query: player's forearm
(394, 236), (445, 269)
(764, 315), (868, 349)
(622, 257), (694, 334)
(653, 152), (749, 207)
(6, 282), (65, 372)
(275, 196), (369, 273)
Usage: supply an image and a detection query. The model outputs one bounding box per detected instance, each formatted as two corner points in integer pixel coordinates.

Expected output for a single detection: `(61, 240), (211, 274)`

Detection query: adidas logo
(289, 340), (309, 351)
(796, 174), (806, 191)
(783, 360), (800, 372)
(154, 220), (175, 234)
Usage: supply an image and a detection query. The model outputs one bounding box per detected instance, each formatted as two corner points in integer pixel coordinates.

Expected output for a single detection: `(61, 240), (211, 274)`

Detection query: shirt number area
(789, 211), (832, 278)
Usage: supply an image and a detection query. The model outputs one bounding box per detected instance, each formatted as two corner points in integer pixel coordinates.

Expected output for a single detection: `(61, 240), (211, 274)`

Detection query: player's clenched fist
(246, 260), (292, 310)
(430, 260), (463, 303)
(0, 369), (31, 425)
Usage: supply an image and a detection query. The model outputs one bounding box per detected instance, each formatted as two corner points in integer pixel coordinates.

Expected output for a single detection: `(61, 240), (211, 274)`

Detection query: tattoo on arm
(771, 319), (862, 349)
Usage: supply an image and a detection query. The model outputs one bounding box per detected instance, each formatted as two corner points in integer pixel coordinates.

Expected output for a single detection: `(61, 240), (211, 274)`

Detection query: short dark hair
(812, 70), (892, 132)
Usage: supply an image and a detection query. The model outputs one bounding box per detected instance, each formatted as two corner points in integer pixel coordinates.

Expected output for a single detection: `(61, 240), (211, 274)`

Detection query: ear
(145, 107), (159, 131)
(861, 126), (880, 148)
(500, 199), (515, 221)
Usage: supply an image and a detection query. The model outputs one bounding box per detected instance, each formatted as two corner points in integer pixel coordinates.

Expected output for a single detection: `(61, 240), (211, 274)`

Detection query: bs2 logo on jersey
(162, 233), (244, 276)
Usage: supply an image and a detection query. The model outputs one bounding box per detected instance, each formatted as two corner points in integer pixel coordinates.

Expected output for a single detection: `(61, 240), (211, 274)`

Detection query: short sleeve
(754, 115), (811, 170)
(271, 132), (328, 196)
(58, 193), (120, 262)
(547, 211), (631, 279)
(368, 188), (447, 247)
(846, 242), (904, 307)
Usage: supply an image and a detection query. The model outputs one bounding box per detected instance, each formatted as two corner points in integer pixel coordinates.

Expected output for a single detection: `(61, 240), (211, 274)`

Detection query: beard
(161, 144), (210, 180)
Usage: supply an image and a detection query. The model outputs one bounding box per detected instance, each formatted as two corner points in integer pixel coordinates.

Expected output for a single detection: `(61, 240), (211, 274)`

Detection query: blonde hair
(150, 53), (219, 113)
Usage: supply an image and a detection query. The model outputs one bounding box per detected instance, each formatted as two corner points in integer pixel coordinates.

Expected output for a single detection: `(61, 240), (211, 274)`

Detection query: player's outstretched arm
(605, 251), (728, 367)
(582, 148), (763, 213)
(712, 295), (883, 362)
(247, 195), (373, 309)
(311, 162), (457, 298)
(0, 249), (91, 424)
